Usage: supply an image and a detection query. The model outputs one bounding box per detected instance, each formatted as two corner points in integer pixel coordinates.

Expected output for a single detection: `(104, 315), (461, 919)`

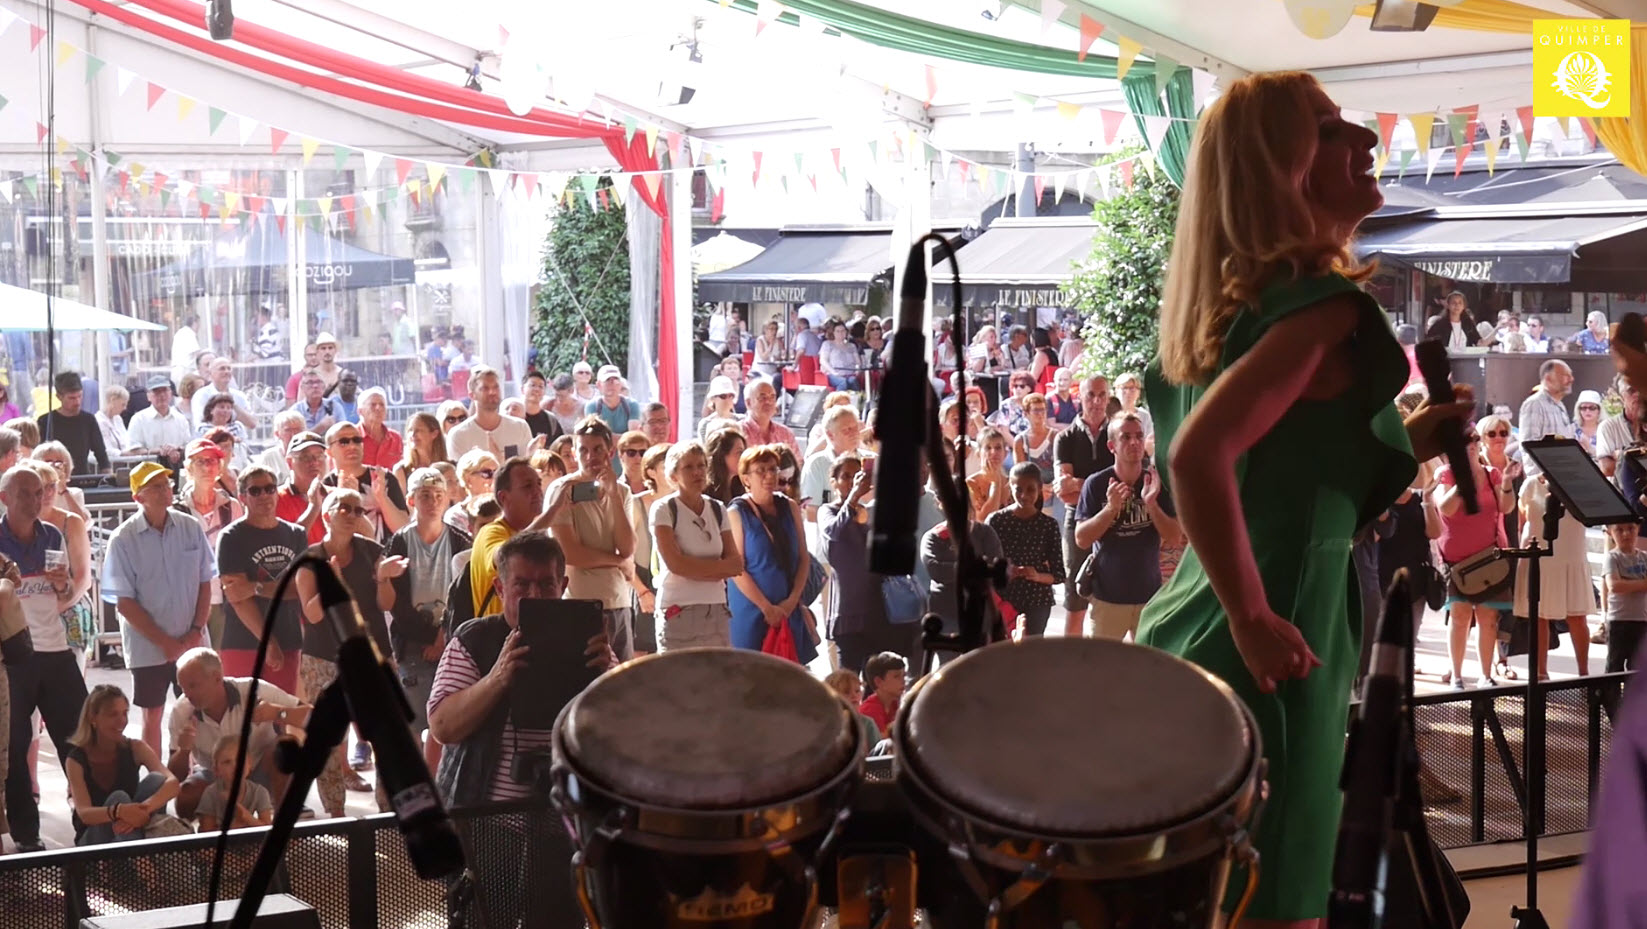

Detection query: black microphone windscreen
(899, 242), (927, 304)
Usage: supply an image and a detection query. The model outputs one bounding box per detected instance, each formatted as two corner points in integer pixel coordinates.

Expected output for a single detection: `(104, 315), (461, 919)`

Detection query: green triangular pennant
(622, 116), (636, 145)
(296, 198), (315, 214)
(780, 175), (789, 194)
(104, 150), (121, 166)
(794, 152), (805, 175)
(22, 176), (37, 199)
(332, 146), (352, 171)
(577, 174), (599, 194)
(1446, 113), (1467, 145)
(1513, 129), (1530, 163)
(208, 107), (226, 136)
(85, 56), (105, 83)
(199, 184), (217, 204)
(1362, 118), (1381, 152)
(1153, 53), (1179, 98)
(867, 139), (878, 161)
(159, 187), (172, 210)
(455, 168), (475, 193)
(1398, 149), (1415, 179)
(0, 95), (8, 114)
(923, 142), (937, 164)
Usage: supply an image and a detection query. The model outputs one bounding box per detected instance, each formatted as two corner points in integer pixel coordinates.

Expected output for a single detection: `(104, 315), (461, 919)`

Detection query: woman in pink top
(1432, 427), (1518, 688)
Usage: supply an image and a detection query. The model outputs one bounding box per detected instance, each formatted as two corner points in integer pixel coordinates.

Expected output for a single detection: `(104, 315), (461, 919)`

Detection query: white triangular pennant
(116, 67), (136, 97)
(363, 149), (386, 179)
(176, 179), (195, 200)
(1039, 0), (1066, 33)
(0, 10), (18, 37)
(271, 196), (287, 215)
(1142, 114), (1170, 153)
(1191, 68), (1216, 111)
(687, 136), (704, 165)
(487, 169), (509, 195)
(0, 181), (11, 204)
(1052, 171), (1066, 204)
(609, 178), (628, 205)
(1425, 146), (1445, 182)
(237, 116), (258, 146)
(1097, 165), (1112, 199)
(939, 149), (953, 181)
(542, 172), (570, 202)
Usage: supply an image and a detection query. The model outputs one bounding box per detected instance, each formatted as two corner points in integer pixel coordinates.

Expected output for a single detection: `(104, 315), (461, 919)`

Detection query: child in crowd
(985, 462), (1065, 639)
(1605, 521), (1647, 672)
(823, 669), (882, 757)
(196, 736), (274, 833)
(858, 652), (907, 738)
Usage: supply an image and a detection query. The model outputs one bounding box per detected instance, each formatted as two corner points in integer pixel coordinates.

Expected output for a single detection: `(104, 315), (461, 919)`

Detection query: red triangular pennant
(394, 158), (414, 186)
(711, 187), (725, 224)
(409, 185), (421, 209)
(146, 82), (166, 111)
(1078, 15), (1105, 63)
(958, 160), (971, 185)
(1580, 118), (1598, 147)
(831, 148), (842, 175)
(808, 174), (818, 192)
(1452, 103), (1480, 141)
(35, 122), (47, 144)
(751, 151), (764, 188)
(269, 128), (288, 154)
(1119, 160), (1135, 189)
(597, 188), (611, 210)
(1376, 113), (1397, 151)
(1032, 175), (1044, 206)
(118, 171), (129, 196)
(151, 171), (168, 194)
(276, 214), (288, 235)
(665, 131), (684, 164)
(1100, 109), (1125, 146)
(246, 195), (265, 215)
(1454, 142), (1474, 177)
(924, 64), (938, 105)
(1516, 105), (1535, 142)
(520, 173), (537, 198)
(29, 25), (45, 51)
(199, 199), (211, 219)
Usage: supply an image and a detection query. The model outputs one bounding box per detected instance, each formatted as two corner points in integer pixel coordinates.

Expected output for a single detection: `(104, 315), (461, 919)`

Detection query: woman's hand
(375, 555), (409, 583)
(117, 802), (151, 829)
(1230, 609), (1320, 694)
(760, 602), (788, 628)
(1403, 384), (1478, 463)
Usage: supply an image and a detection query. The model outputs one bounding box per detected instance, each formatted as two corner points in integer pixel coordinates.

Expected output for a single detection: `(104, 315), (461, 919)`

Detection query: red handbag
(762, 621), (800, 662)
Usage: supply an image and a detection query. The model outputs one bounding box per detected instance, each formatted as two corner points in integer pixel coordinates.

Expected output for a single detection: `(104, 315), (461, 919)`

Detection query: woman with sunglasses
(455, 449), (499, 507)
(23, 459), (96, 660)
(436, 400), (469, 437)
(616, 432), (653, 497)
(1433, 426), (1517, 688)
(296, 488), (402, 815)
(393, 412), (449, 493)
(1474, 412), (1525, 680)
(1574, 389), (1605, 457)
(863, 318), (886, 355)
(753, 320), (784, 380)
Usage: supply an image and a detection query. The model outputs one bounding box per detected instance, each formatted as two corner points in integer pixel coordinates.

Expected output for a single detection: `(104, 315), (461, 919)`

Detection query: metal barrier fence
(0, 673), (1628, 928)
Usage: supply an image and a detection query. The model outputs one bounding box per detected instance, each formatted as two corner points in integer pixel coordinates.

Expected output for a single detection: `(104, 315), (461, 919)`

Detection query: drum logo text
(674, 884), (777, 921)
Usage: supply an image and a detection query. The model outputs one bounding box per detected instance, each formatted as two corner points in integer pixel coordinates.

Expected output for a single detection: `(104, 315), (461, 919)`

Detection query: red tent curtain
(606, 135), (678, 439)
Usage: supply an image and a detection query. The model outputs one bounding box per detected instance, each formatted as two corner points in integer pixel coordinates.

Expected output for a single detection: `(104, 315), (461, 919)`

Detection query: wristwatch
(276, 708), (291, 723)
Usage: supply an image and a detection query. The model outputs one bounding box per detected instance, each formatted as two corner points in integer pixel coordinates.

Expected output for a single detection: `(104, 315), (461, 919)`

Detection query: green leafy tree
(1067, 157), (1181, 381)
(532, 191), (632, 376)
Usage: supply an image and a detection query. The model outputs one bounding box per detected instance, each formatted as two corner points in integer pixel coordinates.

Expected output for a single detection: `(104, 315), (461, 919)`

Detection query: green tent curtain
(1123, 69), (1196, 187)
(715, 0), (1155, 81)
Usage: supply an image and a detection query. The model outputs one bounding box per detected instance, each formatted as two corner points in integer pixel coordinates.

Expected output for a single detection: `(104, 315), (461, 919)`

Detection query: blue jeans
(78, 772), (166, 846)
(827, 374), (861, 390)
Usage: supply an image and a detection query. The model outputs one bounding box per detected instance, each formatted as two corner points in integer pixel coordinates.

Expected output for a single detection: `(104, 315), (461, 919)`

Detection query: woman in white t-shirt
(650, 442), (743, 651)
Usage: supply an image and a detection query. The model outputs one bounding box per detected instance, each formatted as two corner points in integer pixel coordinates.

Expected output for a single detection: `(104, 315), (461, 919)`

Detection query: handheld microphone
(868, 241), (933, 576)
(1328, 570), (1415, 929)
(313, 562), (465, 880)
(1413, 339), (1478, 515)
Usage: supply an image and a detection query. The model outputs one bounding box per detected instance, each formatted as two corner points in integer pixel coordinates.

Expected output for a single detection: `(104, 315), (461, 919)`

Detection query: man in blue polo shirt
(101, 461), (215, 757)
(0, 463), (88, 852)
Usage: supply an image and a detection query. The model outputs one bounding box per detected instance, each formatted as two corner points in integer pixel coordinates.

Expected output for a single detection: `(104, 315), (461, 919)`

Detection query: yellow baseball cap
(128, 461), (171, 496)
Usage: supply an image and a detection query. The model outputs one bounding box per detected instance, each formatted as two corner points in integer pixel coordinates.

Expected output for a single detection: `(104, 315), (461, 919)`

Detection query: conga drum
(552, 649), (864, 929)
(894, 637), (1266, 929)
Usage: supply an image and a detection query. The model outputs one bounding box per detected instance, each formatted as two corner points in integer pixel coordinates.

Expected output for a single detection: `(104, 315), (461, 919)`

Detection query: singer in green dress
(1135, 72), (1467, 927)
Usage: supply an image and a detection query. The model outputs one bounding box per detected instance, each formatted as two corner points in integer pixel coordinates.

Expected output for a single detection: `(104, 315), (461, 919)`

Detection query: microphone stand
(231, 680), (353, 929)
(1501, 493), (1559, 929)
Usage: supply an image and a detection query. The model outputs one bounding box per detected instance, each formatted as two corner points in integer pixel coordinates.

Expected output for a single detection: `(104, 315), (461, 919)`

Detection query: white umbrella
(1, 282), (165, 331)
(691, 232), (766, 275)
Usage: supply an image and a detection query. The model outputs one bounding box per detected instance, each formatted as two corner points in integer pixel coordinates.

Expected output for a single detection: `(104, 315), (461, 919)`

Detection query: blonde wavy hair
(1158, 71), (1371, 386)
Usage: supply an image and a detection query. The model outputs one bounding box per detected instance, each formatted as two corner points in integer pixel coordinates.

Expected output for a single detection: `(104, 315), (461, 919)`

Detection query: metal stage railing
(0, 672), (1628, 929)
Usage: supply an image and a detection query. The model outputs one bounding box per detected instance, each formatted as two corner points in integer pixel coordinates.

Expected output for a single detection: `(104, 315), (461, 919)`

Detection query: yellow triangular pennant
(177, 96), (196, 123)
(427, 163), (446, 190)
(1483, 133), (1499, 176)
(301, 137), (321, 164)
(129, 162), (146, 179)
(1116, 36), (1143, 80)
(644, 126), (660, 156)
(317, 195), (333, 214)
(224, 191), (241, 213)
(1372, 149), (1391, 180)
(1407, 113), (1435, 157)
(56, 42), (75, 67)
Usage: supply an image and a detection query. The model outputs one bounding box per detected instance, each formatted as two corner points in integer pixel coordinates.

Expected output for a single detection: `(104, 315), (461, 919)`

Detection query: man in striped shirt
(1517, 359), (1575, 479)
(428, 531), (616, 805)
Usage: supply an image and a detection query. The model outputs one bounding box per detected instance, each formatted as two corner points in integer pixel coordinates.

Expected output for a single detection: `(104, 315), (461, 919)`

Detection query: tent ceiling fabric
(2, 282), (168, 331)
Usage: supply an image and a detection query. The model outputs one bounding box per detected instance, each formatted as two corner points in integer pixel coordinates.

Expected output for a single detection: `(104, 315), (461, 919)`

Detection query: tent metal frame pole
(86, 23), (114, 391)
(477, 180), (506, 385)
(671, 167), (693, 441)
(290, 168), (310, 373)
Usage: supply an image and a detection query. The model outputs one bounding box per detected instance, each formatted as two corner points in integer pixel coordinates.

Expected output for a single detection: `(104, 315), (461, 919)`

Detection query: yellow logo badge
(1534, 19), (1631, 118)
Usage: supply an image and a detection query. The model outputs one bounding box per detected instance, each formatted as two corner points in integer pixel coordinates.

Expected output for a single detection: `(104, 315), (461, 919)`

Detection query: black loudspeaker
(79, 894), (319, 928)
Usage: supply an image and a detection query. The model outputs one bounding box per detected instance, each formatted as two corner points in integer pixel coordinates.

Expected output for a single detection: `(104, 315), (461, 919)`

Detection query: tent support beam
(87, 22), (114, 389)
(1309, 49), (1533, 84)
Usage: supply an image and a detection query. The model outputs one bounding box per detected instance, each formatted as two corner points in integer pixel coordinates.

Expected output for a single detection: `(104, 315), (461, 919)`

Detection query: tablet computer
(509, 597), (608, 731)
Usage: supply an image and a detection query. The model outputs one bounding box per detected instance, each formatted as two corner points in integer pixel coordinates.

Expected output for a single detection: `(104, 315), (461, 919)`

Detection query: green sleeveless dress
(1137, 272), (1416, 921)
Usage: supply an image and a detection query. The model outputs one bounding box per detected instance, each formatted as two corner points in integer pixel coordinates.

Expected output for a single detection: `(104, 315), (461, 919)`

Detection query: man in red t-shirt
(857, 651), (907, 738)
(275, 431), (329, 544)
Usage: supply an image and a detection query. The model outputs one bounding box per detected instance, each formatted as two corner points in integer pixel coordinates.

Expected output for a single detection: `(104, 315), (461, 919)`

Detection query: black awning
(697, 229), (896, 305)
(931, 219), (1095, 307)
(1354, 212), (1647, 283)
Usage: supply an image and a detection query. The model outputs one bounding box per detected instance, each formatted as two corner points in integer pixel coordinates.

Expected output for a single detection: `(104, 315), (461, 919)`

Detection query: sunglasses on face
(622, 448), (646, 458)
(331, 504), (367, 518)
(331, 436), (364, 446)
(1485, 429), (1510, 438)
(446, 415), (466, 424)
(242, 484), (279, 498)
(472, 468), (496, 480)
(1466, 434), (1481, 443)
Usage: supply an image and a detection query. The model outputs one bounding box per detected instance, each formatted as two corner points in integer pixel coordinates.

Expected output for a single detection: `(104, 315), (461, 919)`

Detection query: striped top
(428, 637), (553, 803)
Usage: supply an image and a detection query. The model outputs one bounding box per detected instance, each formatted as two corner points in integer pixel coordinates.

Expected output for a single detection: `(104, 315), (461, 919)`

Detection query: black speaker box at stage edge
(79, 894), (320, 929)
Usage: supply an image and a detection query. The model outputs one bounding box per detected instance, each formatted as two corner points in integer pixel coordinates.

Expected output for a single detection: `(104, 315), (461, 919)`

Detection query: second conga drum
(552, 649), (864, 929)
(893, 637), (1265, 929)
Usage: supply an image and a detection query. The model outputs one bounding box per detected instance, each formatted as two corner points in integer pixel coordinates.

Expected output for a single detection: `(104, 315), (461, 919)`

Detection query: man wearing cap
(584, 365), (642, 438)
(0, 464), (88, 852)
(313, 333), (343, 393)
(331, 371), (362, 425)
(320, 421), (408, 541)
(276, 432), (330, 544)
(38, 371), (110, 475)
(253, 304), (283, 360)
(102, 461), (216, 755)
(447, 366), (535, 464)
(192, 357), (258, 429)
(390, 302), (417, 355)
(290, 370), (339, 434)
(127, 376), (195, 464)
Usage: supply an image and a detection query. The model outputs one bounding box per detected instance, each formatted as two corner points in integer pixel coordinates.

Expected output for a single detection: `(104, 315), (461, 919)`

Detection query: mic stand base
(230, 681), (353, 929)
(1510, 906), (1551, 929)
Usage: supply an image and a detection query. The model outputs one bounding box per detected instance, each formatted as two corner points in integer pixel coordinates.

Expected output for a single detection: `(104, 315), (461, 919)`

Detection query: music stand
(1509, 439), (1636, 929)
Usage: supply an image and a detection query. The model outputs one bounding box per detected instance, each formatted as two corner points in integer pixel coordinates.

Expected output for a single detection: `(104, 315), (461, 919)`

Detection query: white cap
(596, 364), (623, 382)
(708, 376), (738, 397)
(315, 331), (338, 346)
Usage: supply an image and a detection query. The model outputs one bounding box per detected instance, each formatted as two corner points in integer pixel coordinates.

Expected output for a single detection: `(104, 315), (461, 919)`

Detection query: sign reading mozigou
(306, 264), (355, 287)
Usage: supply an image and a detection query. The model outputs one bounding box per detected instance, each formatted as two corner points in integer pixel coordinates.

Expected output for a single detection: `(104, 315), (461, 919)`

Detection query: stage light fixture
(206, 0), (234, 40)
(1369, 0), (1440, 32)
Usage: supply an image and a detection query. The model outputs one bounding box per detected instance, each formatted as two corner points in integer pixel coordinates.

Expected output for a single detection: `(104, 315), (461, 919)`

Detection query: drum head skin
(563, 649), (857, 810)
(901, 638), (1253, 837)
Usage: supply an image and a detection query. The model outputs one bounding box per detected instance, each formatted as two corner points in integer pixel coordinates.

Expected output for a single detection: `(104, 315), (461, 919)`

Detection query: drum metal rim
(890, 654), (1266, 879)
